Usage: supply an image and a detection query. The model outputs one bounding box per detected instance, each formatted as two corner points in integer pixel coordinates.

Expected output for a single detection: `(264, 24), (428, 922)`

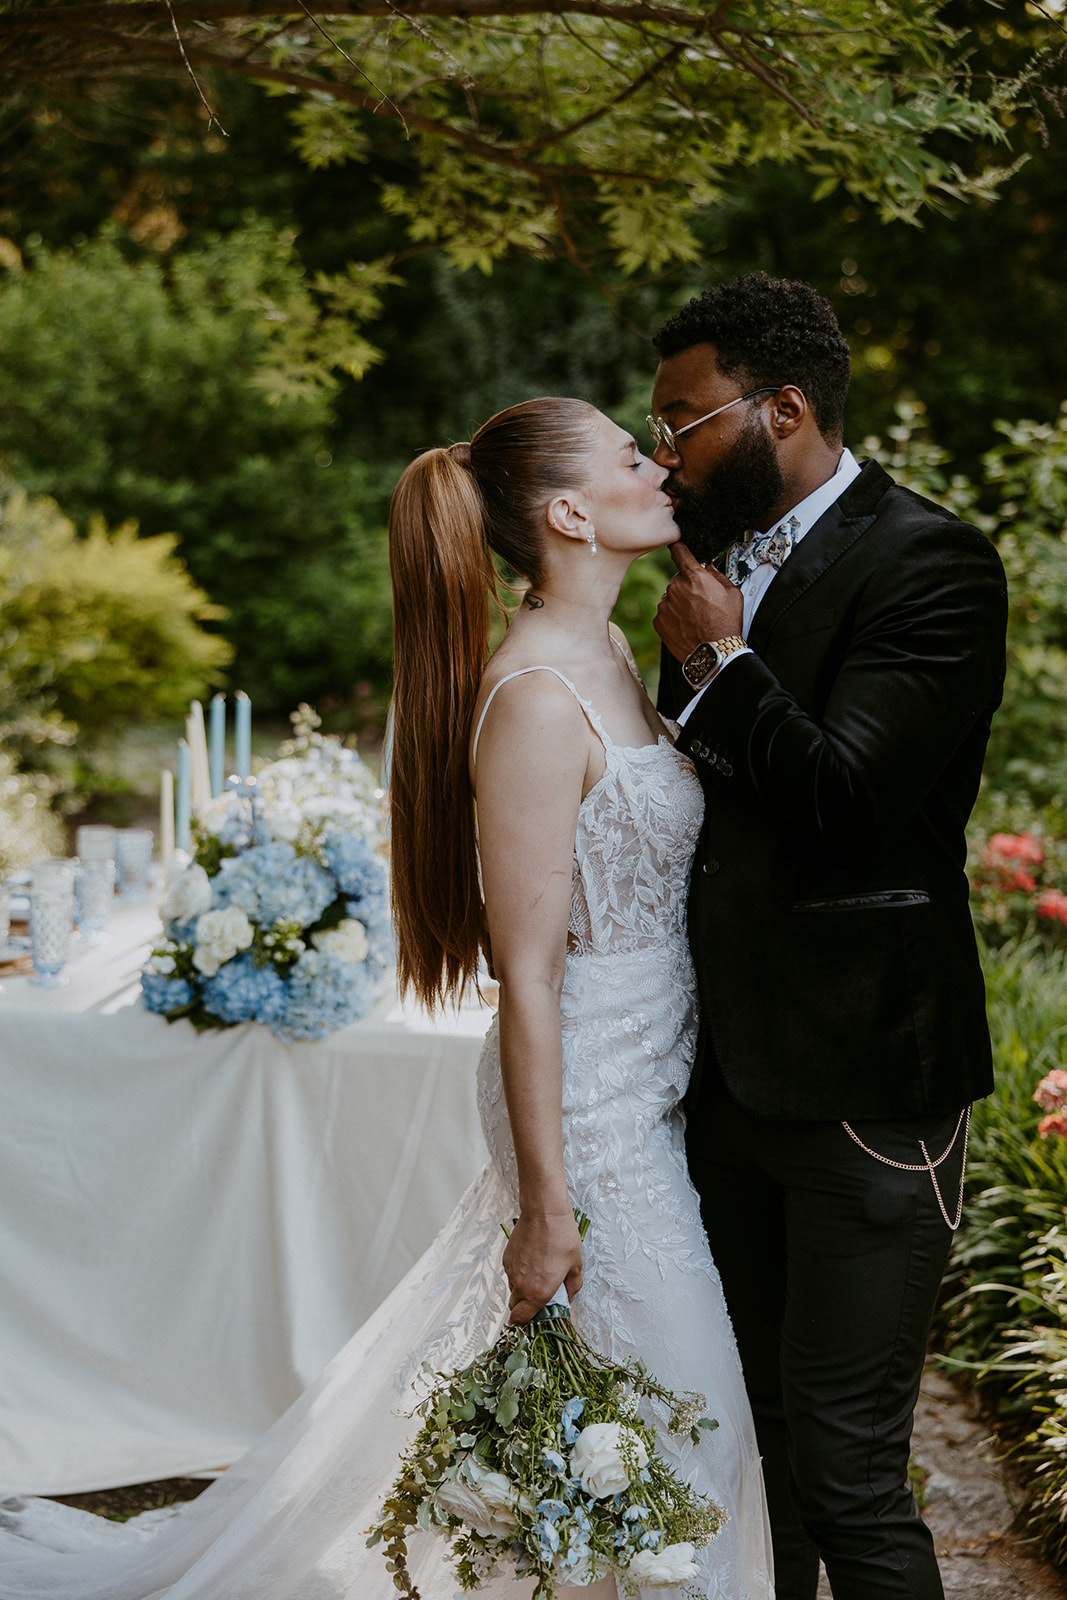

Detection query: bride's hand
(503, 1209), (583, 1325)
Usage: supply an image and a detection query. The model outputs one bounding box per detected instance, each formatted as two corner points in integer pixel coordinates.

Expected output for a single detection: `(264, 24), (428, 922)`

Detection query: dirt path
(52, 1366), (1067, 1595)
(816, 1367), (1066, 1598)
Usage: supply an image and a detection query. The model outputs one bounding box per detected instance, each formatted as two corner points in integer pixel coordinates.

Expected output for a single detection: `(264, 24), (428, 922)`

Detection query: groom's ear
(546, 492), (593, 544)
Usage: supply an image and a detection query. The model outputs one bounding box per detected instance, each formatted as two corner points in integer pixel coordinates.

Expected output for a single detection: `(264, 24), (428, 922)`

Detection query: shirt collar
(756, 446), (861, 544)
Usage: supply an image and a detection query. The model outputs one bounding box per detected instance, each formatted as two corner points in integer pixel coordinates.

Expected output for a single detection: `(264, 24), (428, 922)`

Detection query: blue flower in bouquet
(141, 970), (193, 1013)
(561, 1397), (585, 1445)
(200, 952), (287, 1026)
(276, 948), (376, 1041)
(214, 842), (335, 929)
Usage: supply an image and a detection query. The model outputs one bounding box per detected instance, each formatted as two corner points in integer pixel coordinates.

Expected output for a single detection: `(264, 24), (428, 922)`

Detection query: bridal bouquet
(141, 707), (392, 1041)
(368, 1255), (723, 1598)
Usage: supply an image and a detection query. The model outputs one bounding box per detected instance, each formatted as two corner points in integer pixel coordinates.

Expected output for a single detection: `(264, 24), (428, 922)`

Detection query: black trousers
(686, 1069), (966, 1600)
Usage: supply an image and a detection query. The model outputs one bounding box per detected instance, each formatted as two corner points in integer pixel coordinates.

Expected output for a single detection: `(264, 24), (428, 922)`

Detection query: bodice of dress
(471, 663), (704, 960)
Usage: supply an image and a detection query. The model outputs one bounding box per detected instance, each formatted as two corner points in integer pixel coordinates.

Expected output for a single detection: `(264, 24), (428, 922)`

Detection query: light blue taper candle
(209, 693), (226, 797)
(234, 692), (252, 783)
(176, 740), (192, 854)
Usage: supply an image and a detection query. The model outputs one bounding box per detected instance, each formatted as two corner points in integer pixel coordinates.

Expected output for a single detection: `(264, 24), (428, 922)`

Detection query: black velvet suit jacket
(658, 460), (1008, 1122)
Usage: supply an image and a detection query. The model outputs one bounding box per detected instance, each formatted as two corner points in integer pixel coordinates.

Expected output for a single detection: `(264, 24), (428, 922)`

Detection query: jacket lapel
(746, 460), (891, 655)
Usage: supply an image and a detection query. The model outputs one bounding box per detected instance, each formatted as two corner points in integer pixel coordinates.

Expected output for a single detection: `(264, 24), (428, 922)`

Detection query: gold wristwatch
(681, 634), (748, 690)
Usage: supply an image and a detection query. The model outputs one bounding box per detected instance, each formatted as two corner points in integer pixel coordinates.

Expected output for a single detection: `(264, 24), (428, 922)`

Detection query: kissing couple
(0, 273), (1006, 1600)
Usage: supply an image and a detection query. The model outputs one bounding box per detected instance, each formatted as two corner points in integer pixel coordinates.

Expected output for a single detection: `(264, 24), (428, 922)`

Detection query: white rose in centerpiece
(193, 907), (255, 977)
(627, 1541), (700, 1587)
(569, 1422), (649, 1499)
(311, 918), (370, 965)
(160, 864), (214, 926)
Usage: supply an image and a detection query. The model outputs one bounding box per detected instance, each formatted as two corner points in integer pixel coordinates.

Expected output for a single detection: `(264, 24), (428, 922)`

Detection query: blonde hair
(389, 397), (599, 1008)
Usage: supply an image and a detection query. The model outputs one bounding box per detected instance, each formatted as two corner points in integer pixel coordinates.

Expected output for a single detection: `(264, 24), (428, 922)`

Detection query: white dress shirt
(676, 447), (861, 726)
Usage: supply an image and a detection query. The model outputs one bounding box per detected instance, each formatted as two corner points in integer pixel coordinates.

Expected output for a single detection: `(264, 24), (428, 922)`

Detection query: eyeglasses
(645, 387), (780, 453)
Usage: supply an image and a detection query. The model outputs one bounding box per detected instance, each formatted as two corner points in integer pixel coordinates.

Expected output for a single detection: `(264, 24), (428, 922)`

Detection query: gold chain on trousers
(840, 1105), (970, 1231)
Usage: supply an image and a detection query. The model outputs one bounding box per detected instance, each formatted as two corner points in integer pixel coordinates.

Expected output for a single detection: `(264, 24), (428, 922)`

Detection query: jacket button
(703, 858), (720, 876)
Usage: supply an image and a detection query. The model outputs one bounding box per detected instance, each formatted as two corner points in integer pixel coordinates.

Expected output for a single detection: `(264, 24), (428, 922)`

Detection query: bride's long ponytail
(388, 397), (599, 1009)
(389, 446), (494, 1009)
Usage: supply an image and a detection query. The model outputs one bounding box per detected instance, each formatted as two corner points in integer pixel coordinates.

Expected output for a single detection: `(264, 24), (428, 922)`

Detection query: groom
(651, 273), (1007, 1600)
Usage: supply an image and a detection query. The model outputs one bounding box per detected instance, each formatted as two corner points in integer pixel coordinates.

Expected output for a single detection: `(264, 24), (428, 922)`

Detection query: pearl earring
(586, 529), (597, 557)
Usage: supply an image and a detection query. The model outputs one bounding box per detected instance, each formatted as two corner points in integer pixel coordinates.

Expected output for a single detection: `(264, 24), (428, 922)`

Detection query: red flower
(988, 831), (1045, 865)
(1037, 889), (1067, 921)
(1039, 1111), (1067, 1141)
(1034, 1068), (1067, 1113)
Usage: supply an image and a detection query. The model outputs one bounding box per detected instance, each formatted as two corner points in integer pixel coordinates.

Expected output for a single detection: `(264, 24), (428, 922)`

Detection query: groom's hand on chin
(654, 542), (744, 663)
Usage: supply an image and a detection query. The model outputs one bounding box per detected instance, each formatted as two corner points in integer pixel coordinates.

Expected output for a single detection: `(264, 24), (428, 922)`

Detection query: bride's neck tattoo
(523, 593), (545, 610)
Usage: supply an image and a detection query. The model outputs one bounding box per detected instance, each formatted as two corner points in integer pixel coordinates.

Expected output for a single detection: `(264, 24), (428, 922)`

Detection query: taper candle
(186, 701), (211, 813)
(176, 741), (192, 854)
(209, 694), (226, 798)
(160, 768), (175, 871)
(234, 691), (252, 783)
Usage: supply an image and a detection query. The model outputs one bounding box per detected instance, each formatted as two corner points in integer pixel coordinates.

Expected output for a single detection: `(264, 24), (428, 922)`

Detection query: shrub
(0, 481), (231, 802)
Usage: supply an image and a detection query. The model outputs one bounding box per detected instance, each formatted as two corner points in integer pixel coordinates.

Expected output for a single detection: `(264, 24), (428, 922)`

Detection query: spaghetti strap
(471, 667), (611, 772)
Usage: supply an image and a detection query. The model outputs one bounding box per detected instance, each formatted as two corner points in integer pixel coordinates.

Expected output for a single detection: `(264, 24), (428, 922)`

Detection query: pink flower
(1009, 869), (1037, 893)
(1037, 889), (1067, 922)
(1034, 1069), (1067, 1113)
(988, 832), (1045, 865)
(1038, 1111), (1067, 1141)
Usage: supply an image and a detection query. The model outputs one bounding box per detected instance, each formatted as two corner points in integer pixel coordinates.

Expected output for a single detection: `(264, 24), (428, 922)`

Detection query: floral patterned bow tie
(724, 514), (802, 586)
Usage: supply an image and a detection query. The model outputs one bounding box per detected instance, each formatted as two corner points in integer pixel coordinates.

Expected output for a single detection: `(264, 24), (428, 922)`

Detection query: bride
(0, 397), (773, 1599)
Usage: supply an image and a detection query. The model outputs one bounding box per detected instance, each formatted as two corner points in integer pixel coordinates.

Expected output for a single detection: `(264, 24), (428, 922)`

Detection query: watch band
(681, 634), (748, 690)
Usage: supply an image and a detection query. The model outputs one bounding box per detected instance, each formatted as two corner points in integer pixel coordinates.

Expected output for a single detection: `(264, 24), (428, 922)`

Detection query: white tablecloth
(0, 905), (493, 1495)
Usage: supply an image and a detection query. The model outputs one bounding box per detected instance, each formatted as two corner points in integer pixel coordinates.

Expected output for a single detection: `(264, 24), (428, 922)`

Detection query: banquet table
(0, 902), (493, 1496)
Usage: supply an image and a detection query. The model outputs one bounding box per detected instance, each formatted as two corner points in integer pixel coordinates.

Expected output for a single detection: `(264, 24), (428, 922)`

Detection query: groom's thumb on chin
(670, 541), (699, 572)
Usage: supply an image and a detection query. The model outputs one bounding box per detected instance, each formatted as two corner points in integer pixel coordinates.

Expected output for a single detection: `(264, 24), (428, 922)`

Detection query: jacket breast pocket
(790, 890), (931, 912)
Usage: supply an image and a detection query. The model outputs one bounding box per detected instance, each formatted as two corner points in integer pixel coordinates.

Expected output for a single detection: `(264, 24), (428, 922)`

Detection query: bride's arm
(473, 674), (593, 1325)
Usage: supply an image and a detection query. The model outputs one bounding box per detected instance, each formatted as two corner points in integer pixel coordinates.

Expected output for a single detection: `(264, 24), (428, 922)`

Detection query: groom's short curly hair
(653, 272), (851, 442)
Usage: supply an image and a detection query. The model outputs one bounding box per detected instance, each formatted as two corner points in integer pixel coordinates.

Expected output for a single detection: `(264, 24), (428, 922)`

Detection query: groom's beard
(668, 418), (786, 565)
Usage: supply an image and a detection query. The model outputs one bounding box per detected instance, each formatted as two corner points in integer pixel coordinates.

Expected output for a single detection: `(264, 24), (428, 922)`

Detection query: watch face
(683, 642), (718, 688)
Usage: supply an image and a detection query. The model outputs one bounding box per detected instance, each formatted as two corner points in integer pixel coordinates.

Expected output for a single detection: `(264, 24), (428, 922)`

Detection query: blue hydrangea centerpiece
(141, 707), (391, 1041)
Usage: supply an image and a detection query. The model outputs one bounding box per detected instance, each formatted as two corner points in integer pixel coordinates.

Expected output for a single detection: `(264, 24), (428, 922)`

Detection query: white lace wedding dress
(0, 669), (773, 1600)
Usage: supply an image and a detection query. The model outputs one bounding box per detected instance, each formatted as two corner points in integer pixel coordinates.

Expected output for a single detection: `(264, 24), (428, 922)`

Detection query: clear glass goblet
(76, 825), (117, 863)
(32, 857), (78, 894)
(115, 829), (154, 902)
(75, 858), (116, 943)
(28, 890), (75, 988)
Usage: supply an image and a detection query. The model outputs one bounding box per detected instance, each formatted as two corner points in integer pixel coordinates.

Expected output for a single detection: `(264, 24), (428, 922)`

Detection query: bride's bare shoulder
(470, 662), (590, 785)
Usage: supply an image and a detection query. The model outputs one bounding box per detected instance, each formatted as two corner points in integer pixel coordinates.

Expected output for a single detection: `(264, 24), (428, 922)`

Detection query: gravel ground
(817, 1368), (1067, 1598)
(47, 1368), (1067, 1595)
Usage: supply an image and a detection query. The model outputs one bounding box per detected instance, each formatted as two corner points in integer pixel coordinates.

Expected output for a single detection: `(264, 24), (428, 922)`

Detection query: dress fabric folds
(0, 673), (773, 1600)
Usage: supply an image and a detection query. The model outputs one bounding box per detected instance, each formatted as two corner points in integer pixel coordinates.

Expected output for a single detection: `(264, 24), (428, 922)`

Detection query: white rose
(160, 864), (214, 926)
(468, 1462), (535, 1521)
(193, 906), (255, 977)
(626, 1542), (700, 1587)
(432, 1459), (529, 1540)
(432, 1477), (513, 1541)
(311, 918), (369, 965)
(570, 1422), (649, 1499)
